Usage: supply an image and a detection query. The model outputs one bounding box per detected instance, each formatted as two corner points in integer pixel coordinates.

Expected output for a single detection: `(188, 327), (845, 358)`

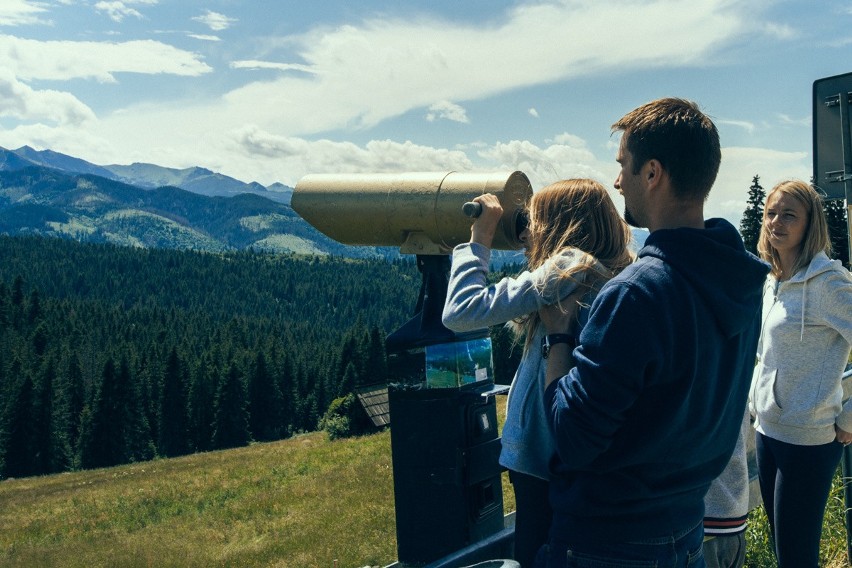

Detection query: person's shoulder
(596, 257), (664, 301)
(807, 253), (851, 285)
(548, 247), (590, 268)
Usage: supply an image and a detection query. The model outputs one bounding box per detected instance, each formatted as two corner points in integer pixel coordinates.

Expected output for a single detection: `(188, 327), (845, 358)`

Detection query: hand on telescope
(470, 193), (503, 249)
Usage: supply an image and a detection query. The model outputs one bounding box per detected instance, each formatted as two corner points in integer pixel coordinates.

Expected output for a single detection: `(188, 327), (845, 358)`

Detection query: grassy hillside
(1, 394), (849, 568)
(0, 398), (514, 568)
(0, 430), (399, 568)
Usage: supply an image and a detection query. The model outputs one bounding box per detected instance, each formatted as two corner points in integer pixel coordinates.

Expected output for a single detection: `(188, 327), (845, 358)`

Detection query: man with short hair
(535, 98), (769, 567)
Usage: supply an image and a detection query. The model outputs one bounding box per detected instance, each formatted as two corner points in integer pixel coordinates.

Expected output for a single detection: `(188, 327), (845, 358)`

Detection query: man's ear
(644, 159), (665, 190)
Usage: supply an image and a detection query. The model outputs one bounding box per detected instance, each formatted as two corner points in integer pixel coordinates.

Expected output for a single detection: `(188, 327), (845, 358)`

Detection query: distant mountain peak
(0, 146), (289, 204)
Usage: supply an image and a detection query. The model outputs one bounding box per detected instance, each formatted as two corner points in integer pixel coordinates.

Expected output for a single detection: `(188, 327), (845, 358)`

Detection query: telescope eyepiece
(462, 202), (482, 218)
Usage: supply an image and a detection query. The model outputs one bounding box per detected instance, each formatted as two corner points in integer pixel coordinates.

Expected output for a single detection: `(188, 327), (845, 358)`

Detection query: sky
(0, 0), (850, 227)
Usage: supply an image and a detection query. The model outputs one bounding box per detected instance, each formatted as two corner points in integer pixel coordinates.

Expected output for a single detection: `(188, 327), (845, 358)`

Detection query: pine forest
(0, 235), (521, 479)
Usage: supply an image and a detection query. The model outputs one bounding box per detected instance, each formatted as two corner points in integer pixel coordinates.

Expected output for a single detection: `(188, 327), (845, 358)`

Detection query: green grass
(0, 432), (402, 568)
(1, 395), (849, 568)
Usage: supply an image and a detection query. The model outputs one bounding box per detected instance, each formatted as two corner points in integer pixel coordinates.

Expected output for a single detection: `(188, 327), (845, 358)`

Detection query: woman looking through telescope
(442, 179), (634, 568)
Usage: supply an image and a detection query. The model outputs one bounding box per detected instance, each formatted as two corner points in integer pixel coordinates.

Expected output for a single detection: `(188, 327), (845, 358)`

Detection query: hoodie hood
(788, 251), (839, 283)
(777, 251), (844, 341)
(639, 218), (770, 338)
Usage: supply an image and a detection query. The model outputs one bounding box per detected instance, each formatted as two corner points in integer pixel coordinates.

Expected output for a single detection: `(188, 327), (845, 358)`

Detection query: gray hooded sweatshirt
(750, 251), (852, 446)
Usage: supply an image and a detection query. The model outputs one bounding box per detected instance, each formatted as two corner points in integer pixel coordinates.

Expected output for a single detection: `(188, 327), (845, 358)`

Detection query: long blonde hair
(757, 179), (831, 279)
(511, 178), (634, 345)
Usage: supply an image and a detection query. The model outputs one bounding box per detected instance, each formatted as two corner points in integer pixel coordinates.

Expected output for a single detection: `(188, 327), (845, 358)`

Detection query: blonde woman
(750, 179), (852, 567)
(442, 179), (633, 568)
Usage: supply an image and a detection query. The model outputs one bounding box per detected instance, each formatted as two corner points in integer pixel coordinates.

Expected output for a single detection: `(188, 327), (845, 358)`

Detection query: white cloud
(426, 101), (469, 123)
(761, 22), (796, 40)
(0, 68), (96, 125)
(528, 108), (539, 118)
(0, 35), (212, 81)
(230, 60), (317, 74)
(0, 0), (50, 27)
(3, 0), (769, 155)
(193, 10), (236, 32)
(550, 133), (588, 148)
(476, 137), (617, 198)
(189, 34), (220, 42)
(204, 0), (760, 136)
(228, 126), (474, 182)
(719, 119), (755, 134)
(94, 0), (157, 23)
(777, 113), (810, 127)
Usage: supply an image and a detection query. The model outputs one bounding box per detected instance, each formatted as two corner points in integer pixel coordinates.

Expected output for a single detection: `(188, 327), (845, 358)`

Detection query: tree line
(0, 235), (522, 479)
(0, 236), (422, 478)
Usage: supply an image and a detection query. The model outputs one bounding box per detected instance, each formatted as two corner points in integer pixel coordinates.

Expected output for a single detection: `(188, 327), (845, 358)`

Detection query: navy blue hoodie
(544, 218), (769, 542)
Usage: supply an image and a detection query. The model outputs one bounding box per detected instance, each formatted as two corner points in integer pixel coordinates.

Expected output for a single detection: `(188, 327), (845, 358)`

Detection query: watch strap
(541, 333), (573, 359)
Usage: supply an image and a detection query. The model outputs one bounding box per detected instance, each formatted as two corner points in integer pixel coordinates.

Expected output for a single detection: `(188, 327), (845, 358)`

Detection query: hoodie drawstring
(800, 279), (807, 342)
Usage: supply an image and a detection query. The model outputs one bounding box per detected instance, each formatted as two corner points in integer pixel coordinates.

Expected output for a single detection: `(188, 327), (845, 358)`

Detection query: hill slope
(0, 430), (399, 568)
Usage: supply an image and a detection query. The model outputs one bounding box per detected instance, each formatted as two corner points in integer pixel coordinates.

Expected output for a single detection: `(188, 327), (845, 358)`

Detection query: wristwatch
(541, 334), (573, 360)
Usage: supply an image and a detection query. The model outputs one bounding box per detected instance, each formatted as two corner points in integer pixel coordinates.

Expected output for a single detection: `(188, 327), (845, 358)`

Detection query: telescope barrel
(292, 171), (532, 254)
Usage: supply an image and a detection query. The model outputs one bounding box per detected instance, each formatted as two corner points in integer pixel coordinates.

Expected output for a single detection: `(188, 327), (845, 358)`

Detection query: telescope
(291, 171), (532, 255)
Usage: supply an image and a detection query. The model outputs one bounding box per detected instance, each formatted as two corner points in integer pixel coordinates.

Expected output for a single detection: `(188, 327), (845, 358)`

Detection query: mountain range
(0, 146), (385, 256)
(3, 145), (293, 204)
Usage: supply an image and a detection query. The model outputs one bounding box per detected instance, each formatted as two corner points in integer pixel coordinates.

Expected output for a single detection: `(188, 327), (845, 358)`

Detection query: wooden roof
(354, 383), (390, 427)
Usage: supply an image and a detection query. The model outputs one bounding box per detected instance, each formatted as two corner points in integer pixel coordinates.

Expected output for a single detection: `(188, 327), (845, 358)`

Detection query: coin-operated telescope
(293, 171), (531, 565)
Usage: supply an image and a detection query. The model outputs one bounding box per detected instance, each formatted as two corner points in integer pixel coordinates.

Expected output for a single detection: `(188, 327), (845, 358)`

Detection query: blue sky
(0, 0), (850, 226)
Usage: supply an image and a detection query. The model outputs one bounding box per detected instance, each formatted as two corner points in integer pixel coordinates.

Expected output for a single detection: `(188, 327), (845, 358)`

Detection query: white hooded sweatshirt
(750, 252), (852, 446)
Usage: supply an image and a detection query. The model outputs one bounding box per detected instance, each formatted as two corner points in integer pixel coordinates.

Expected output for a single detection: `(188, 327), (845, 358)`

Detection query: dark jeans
(509, 470), (552, 568)
(756, 432), (844, 568)
(534, 520), (705, 568)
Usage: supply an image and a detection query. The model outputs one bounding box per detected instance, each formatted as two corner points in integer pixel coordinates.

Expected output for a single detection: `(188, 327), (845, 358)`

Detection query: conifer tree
(53, 351), (83, 469)
(33, 361), (58, 474)
(739, 175), (765, 255)
(79, 358), (126, 469)
(27, 289), (42, 325)
(158, 347), (189, 457)
(63, 352), (85, 456)
(10, 275), (24, 329)
(1, 374), (38, 478)
(276, 352), (295, 437)
(188, 357), (215, 451)
(364, 325), (388, 386)
(338, 362), (359, 399)
(121, 356), (154, 462)
(0, 281), (9, 329)
(824, 198), (849, 266)
(248, 351), (282, 442)
(211, 363), (250, 450)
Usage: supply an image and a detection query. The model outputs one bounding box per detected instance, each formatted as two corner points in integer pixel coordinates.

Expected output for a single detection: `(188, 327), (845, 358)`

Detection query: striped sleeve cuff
(703, 514), (748, 536)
